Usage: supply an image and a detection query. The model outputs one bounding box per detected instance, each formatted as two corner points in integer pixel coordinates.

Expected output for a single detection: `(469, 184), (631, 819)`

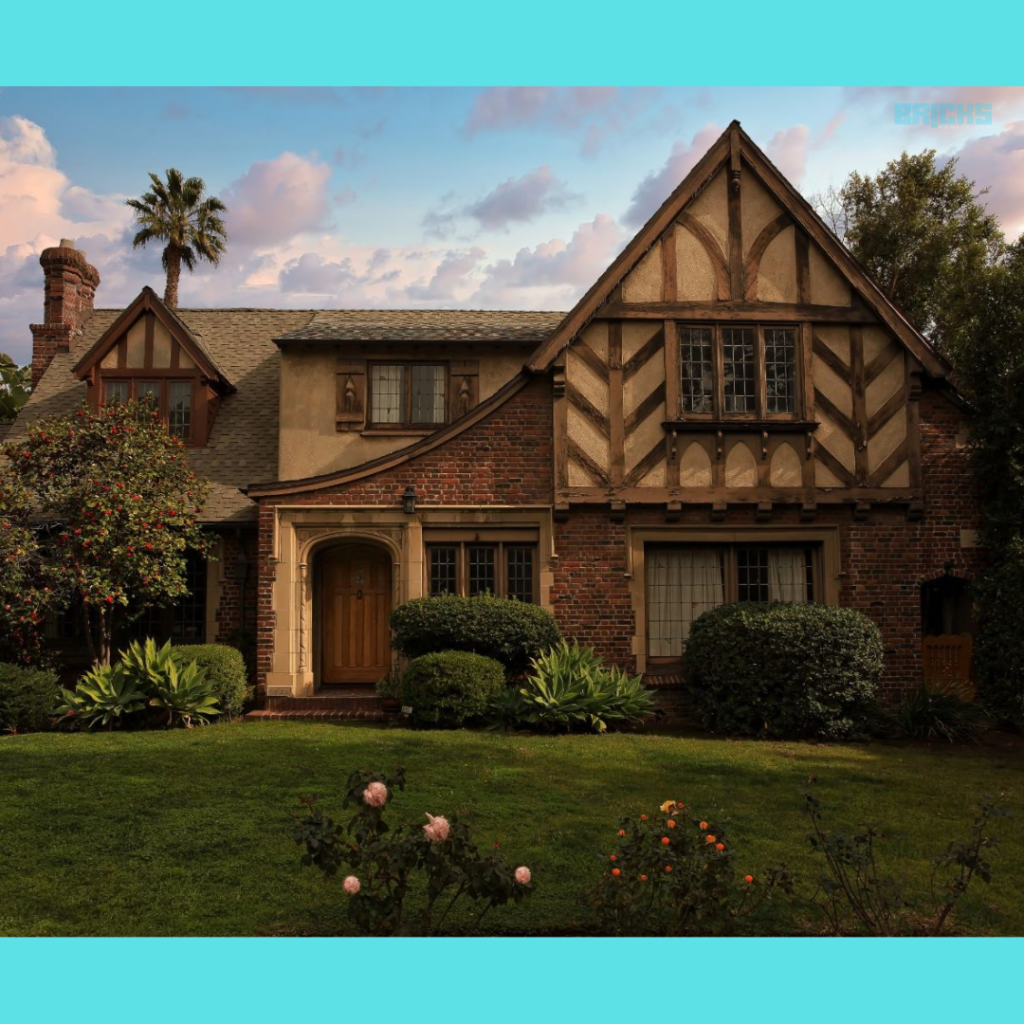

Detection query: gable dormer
(73, 287), (234, 446)
(528, 121), (954, 519)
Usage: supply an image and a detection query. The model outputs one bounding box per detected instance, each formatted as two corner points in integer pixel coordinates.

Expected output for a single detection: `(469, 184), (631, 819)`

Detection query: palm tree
(126, 169), (228, 307)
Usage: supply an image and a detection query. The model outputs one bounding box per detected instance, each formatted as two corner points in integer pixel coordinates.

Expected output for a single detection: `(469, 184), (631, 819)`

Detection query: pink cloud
(221, 152), (333, 247)
(472, 214), (625, 305)
(406, 247), (486, 301)
(767, 124), (810, 185)
(949, 120), (1024, 240)
(464, 166), (578, 230)
(623, 124), (722, 227)
(465, 87), (620, 135)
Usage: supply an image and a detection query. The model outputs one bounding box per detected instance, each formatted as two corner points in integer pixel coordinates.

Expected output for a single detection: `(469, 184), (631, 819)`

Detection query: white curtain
(768, 548), (808, 602)
(648, 549), (724, 657)
(371, 365), (404, 423)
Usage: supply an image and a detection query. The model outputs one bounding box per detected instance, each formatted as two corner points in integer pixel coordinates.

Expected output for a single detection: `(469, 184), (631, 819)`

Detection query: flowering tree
(0, 468), (48, 664)
(1, 400), (211, 665)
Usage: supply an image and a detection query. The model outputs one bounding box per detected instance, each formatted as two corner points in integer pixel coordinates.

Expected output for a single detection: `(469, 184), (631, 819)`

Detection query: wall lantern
(402, 486), (417, 515)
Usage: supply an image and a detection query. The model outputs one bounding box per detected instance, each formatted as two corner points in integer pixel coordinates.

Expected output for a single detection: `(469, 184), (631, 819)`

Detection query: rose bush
(293, 766), (534, 936)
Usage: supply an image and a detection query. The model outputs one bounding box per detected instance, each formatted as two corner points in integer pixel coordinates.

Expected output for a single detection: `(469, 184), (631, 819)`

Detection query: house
(10, 122), (982, 710)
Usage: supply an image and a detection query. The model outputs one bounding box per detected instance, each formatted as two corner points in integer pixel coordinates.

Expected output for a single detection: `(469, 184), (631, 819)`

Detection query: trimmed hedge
(683, 602), (883, 740)
(0, 663), (60, 733)
(402, 651), (507, 729)
(391, 594), (561, 674)
(173, 644), (250, 718)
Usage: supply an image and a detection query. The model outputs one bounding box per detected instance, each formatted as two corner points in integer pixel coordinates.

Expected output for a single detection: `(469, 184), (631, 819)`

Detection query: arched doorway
(318, 544), (392, 685)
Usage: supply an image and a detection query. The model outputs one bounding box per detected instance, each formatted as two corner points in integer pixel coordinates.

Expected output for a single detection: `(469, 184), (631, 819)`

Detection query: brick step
(246, 708), (389, 722)
(265, 694), (382, 712)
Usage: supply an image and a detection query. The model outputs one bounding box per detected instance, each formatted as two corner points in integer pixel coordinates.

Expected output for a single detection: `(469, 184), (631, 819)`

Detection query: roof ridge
(89, 307), (569, 314)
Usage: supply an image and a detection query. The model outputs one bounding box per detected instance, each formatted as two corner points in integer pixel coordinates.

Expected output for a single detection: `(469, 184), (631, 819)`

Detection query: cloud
(622, 123), (722, 227)
(471, 214), (626, 306)
(464, 87), (662, 156)
(465, 87), (620, 135)
(464, 166), (578, 230)
(949, 120), (1024, 240)
(221, 152), (333, 247)
(406, 248), (486, 300)
(423, 166), (580, 238)
(766, 125), (810, 185)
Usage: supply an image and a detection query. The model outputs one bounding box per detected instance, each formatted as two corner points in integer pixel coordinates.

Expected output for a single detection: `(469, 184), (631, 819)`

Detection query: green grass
(1, 722), (1022, 936)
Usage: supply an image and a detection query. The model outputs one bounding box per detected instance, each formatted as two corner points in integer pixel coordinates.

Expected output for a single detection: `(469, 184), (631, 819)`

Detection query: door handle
(357, 589), (363, 600)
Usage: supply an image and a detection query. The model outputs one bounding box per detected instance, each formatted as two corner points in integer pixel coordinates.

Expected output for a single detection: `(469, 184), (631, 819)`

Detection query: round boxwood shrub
(173, 644), (250, 718)
(0, 662), (60, 733)
(683, 602), (884, 740)
(401, 651), (507, 729)
(391, 594), (561, 675)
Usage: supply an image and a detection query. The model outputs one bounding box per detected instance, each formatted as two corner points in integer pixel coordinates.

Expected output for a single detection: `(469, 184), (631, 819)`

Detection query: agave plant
(496, 640), (655, 734)
(120, 637), (180, 691)
(56, 663), (150, 729)
(148, 659), (221, 728)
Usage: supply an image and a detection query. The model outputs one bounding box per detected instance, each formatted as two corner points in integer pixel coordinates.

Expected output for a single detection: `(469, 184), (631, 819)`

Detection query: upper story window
(369, 363), (447, 428)
(95, 313), (204, 444)
(678, 324), (799, 419)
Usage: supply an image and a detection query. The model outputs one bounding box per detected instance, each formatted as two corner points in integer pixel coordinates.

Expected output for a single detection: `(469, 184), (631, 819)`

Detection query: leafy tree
(126, 169), (228, 308)
(0, 353), (31, 423)
(1, 400), (211, 665)
(816, 151), (1004, 358)
(954, 238), (1024, 725)
(0, 468), (49, 665)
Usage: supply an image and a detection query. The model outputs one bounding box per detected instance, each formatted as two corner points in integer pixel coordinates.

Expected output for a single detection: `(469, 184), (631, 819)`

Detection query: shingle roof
(274, 309), (566, 344)
(7, 307), (316, 524)
(8, 304), (568, 525)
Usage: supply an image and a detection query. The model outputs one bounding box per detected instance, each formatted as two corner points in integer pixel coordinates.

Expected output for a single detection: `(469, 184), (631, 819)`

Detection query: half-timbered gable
(529, 122), (951, 524)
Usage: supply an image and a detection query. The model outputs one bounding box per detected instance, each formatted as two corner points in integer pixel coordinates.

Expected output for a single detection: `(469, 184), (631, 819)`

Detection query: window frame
(100, 375), (198, 442)
(424, 537), (539, 603)
(367, 361), (449, 430)
(673, 322), (804, 422)
(644, 541), (821, 667)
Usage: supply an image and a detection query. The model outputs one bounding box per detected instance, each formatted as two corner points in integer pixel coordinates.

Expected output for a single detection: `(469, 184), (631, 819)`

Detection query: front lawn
(1, 722), (1021, 936)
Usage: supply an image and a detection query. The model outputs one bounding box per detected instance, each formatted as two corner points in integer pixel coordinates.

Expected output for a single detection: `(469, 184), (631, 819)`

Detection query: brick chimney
(29, 239), (101, 388)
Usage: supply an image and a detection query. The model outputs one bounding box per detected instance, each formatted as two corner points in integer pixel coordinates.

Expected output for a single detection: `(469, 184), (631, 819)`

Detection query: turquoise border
(3, 2), (1023, 1018)
(3, 937), (1020, 1020)
(3, 0), (1022, 84)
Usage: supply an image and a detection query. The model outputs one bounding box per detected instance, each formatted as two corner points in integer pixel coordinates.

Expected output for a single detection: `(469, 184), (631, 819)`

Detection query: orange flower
(706, 835), (717, 844)
(640, 874), (648, 882)
(610, 854), (617, 861)
(661, 836), (670, 846)
(640, 814), (648, 821)
(659, 800), (676, 814)
(667, 820), (677, 829)
(699, 821), (709, 830)
(744, 875), (754, 884)
(612, 868), (621, 877)
(665, 865), (673, 873)
(676, 802), (685, 809)
(618, 829), (626, 836)
(715, 843), (725, 852)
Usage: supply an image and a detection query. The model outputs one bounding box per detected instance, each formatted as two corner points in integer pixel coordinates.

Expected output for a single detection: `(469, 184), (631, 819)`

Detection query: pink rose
(343, 876), (361, 894)
(515, 866), (531, 885)
(363, 781), (388, 807)
(423, 813), (450, 843)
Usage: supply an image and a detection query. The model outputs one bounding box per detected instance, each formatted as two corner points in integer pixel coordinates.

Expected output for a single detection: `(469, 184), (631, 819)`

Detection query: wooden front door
(320, 546), (392, 685)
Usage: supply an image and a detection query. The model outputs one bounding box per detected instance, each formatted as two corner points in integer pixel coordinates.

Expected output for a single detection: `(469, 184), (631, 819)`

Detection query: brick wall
(255, 376), (554, 693)
(550, 386), (983, 700)
(253, 375), (981, 702)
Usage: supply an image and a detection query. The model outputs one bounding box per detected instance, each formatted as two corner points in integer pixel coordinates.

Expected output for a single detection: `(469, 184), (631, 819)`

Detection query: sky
(3, 85), (1024, 365)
